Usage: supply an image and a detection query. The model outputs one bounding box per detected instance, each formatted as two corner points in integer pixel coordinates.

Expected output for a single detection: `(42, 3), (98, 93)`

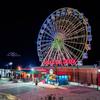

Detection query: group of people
(40, 94), (64, 100)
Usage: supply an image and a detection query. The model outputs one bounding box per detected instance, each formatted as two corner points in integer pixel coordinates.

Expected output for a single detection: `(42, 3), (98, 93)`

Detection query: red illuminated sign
(43, 59), (77, 65)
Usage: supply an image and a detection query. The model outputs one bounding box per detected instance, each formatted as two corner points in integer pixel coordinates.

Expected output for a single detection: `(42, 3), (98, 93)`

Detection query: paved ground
(17, 83), (100, 100)
(0, 78), (9, 84)
(0, 79), (100, 100)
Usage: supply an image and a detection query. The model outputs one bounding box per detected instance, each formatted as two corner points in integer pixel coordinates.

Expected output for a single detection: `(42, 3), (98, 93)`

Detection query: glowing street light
(8, 62), (13, 70)
(9, 62), (13, 66)
(31, 68), (34, 71)
(31, 68), (35, 82)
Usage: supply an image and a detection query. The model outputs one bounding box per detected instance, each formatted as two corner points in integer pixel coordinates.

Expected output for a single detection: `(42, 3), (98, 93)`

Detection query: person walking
(35, 78), (38, 86)
(0, 74), (1, 79)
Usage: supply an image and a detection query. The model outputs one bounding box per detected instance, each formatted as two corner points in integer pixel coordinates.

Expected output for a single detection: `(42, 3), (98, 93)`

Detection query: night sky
(0, 0), (100, 68)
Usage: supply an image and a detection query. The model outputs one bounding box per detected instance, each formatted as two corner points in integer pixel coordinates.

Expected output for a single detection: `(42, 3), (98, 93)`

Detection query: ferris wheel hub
(52, 32), (64, 49)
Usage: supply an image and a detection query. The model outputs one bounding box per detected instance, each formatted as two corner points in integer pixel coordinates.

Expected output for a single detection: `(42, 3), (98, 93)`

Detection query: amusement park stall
(40, 66), (99, 86)
(16, 66), (100, 86)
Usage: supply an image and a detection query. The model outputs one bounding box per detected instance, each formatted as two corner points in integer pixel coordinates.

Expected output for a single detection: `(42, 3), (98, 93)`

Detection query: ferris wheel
(37, 7), (92, 66)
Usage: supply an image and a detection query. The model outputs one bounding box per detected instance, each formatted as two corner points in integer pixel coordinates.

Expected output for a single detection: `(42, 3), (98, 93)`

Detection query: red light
(43, 59), (77, 65)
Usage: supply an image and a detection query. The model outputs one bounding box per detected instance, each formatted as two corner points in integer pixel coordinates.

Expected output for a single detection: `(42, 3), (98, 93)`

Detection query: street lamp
(8, 62), (13, 70)
(9, 62), (13, 66)
(31, 68), (34, 71)
(31, 68), (35, 82)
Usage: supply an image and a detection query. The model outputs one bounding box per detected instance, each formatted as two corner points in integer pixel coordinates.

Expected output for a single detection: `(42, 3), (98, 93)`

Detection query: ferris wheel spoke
(48, 47), (56, 61)
(43, 30), (55, 39)
(64, 35), (86, 41)
(46, 47), (54, 60)
(64, 42), (83, 53)
(66, 27), (85, 37)
(54, 21), (59, 32)
(67, 48), (78, 59)
(48, 22), (56, 34)
(55, 17), (61, 30)
(59, 19), (63, 30)
(66, 27), (85, 38)
(41, 47), (51, 57)
(64, 23), (77, 35)
(55, 50), (59, 60)
(62, 20), (70, 31)
(52, 49), (57, 61)
(41, 47), (53, 66)
(59, 20), (63, 31)
(42, 46), (50, 53)
(56, 51), (59, 60)
(64, 40), (85, 45)
(41, 42), (51, 47)
(66, 16), (80, 29)
(63, 16), (79, 34)
(55, 37), (66, 60)
(55, 20), (62, 33)
(47, 22), (57, 38)
(46, 25), (53, 34)
(41, 39), (53, 43)
(56, 16), (71, 32)
(58, 50), (62, 61)
(52, 21), (58, 34)
(50, 49), (55, 59)
(65, 21), (81, 33)
(59, 47), (66, 60)
(61, 20), (68, 31)
(54, 49), (60, 61)
(63, 21), (73, 33)
(56, 50), (59, 60)
(60, 17), (68, 29)
(46, 24), (56, 36)
(52, 21), (58, 33)
(63, 45), (74, 59)
(57, 50), (64, 64)
(64, 45), (78, 59)
(65, 21), (82, 35)
(61, 20), (67, 30)
(67, 21), (82, 32)
(62, 46), (72, 59)
(59, 18), (67, 30)
(62, 19), (71, 31)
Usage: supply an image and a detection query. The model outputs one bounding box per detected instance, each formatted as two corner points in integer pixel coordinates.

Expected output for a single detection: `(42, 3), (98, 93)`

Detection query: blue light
(62, 76), (64, 78)
(59, 76), (61, 78)
(65, 76), (67, 78)
(48, 81), (50, 84)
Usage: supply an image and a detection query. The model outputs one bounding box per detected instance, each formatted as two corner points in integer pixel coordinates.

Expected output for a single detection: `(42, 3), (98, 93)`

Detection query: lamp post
(8, 62), (13, 70)
(31, 68), (34, 82)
